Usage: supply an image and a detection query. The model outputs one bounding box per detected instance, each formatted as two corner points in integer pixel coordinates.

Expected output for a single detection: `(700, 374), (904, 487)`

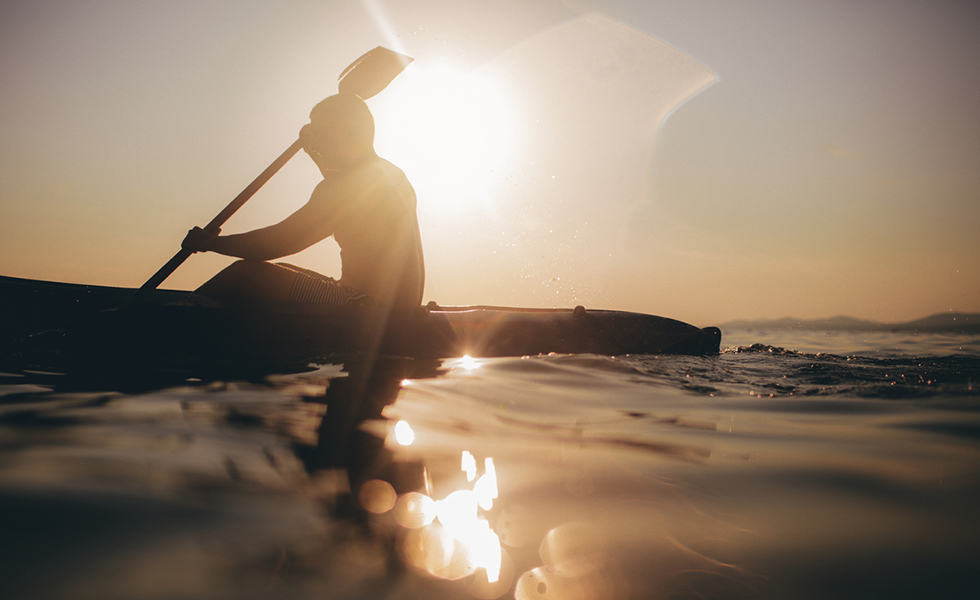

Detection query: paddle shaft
(140, 138), (302, 291)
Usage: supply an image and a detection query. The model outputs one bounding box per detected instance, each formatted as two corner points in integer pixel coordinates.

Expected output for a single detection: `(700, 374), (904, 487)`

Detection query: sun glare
(389, 447), (505, 587)
(451, 354), (482, 372)
(373, 61), (520, 215)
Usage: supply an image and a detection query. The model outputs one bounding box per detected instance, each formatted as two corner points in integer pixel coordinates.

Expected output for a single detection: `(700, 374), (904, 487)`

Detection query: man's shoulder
(311, 157), (413, 203)
(358, 157), (415, 198)
(362, 156), (409, 183)
(324, 156), (407, 184)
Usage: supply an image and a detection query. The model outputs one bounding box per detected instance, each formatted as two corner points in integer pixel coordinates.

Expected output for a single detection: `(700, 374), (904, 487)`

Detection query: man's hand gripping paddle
(140, 47), (413, 291)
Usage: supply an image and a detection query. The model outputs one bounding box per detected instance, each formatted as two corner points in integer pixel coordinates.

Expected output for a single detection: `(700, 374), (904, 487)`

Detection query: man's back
(321, 156), (424, 310)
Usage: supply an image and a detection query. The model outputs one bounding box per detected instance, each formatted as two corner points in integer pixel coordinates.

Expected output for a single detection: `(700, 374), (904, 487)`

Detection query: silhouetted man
(181, 94), (424, 313)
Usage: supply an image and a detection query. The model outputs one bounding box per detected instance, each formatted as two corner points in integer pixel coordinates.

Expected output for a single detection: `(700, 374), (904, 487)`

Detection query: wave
(709, 345), (980, 400)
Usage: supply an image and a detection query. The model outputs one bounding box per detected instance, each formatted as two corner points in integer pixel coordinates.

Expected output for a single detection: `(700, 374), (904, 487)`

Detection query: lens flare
(394, 491), (436, 529)
(359, 479), (396, 514)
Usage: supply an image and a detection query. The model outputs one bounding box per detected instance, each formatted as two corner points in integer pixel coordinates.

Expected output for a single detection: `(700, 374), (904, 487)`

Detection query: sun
(371, 60), (520, 216)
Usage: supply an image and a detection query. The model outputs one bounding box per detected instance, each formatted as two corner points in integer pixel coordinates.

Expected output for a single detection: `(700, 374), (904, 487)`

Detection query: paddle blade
(338, 46), (413, 99)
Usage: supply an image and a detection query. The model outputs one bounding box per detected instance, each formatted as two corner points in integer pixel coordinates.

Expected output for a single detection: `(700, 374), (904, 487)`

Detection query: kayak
(0, 275), (721, 372)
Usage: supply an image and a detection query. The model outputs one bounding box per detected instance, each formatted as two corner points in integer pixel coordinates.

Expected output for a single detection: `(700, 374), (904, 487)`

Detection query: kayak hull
(1, 275), (721, 371)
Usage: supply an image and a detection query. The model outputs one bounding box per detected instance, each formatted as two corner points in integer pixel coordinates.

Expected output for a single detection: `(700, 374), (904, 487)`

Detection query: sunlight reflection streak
(394, 449), (503, 585)
(462, 450), (477, 482)
(360, 0), (407, 54)
(394, 419), (415, 446)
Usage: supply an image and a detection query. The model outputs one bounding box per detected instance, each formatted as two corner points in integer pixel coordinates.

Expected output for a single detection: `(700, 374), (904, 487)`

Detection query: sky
(1, 0), (977, 324)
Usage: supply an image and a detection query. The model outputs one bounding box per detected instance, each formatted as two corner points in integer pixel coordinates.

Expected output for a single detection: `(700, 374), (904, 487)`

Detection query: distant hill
(722, 312), (980, 333)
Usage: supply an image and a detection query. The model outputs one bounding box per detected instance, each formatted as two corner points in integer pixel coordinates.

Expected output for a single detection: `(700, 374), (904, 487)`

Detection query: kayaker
(180, 93), (424, 313)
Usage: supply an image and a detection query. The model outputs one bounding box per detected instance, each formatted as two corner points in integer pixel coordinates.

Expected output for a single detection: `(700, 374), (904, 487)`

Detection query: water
(1, 329), (978, 599)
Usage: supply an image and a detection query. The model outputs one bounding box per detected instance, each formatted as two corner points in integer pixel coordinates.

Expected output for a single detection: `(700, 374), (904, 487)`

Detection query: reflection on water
(394, 419), (416, 446)
(1, 332), (979, 598)
(399, 456), (504, 588)
(515, 522), (619, 600)
(368, 438), (504, 588)
(452, 354), (483, 372)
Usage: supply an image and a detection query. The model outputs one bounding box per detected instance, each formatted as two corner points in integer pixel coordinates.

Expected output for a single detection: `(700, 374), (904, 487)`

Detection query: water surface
(1, 330), (978, 599)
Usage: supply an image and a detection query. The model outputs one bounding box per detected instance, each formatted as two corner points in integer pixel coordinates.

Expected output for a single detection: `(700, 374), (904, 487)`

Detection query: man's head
(303, 93), (375, 171)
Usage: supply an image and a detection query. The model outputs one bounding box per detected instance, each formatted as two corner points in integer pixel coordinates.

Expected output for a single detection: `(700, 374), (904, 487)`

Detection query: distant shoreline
(721, 313), (980, 333)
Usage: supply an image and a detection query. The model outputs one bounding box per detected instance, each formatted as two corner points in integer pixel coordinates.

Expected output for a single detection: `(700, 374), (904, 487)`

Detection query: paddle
(140, 46), (413, 291)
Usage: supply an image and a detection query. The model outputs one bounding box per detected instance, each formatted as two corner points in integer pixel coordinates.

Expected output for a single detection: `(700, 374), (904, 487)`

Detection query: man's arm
(182, 181), (340, 260)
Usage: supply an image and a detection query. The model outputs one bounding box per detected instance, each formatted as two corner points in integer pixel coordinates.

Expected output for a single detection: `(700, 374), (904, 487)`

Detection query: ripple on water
(0, 333), (978, 599)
